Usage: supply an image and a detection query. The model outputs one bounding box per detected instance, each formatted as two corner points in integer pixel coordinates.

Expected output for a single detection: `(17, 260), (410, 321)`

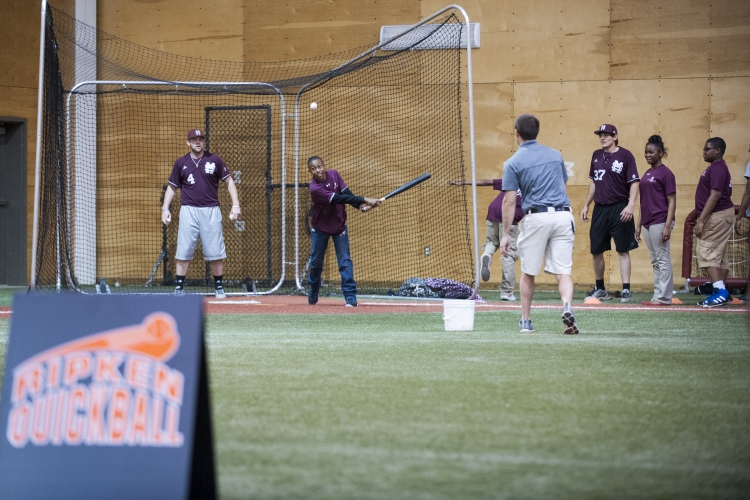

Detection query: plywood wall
(242, 0), (420, 61)
(98, 0), (244, 61)
(5, 0), (750, 288)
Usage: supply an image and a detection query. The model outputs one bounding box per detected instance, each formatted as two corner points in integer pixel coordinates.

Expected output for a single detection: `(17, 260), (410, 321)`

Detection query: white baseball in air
(310, 102), (318, 109)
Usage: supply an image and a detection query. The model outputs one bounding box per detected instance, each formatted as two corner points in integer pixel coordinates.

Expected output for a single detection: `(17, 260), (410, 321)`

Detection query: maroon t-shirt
(168, 152), (230, 207)
(310, 169), (349, 235)
(486, 179), (524, 225)
(589, 147), (640, 205)
(639, 164), (676, 228)
(695, 159), (734, 213)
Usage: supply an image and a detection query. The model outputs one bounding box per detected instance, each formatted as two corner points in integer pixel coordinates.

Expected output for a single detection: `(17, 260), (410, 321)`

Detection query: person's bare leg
(176, 260), (190, 275)
(593, 253), (605, 280)
(520, 272), (535, 320)
(210, 259), (223, 276)
(555, 274), (574, 306)
(618, 251), (631, 286)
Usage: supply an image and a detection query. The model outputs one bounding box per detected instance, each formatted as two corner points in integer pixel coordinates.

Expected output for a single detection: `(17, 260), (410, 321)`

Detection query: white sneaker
(215, 286), (226, 299)
(500, 293), (516, 301)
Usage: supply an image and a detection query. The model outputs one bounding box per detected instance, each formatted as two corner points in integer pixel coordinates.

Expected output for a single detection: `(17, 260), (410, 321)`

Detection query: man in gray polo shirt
(500, 114), (578, 334)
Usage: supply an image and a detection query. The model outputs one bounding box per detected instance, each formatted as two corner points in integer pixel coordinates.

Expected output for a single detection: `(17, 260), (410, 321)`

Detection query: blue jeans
(308, 226), (356, 298)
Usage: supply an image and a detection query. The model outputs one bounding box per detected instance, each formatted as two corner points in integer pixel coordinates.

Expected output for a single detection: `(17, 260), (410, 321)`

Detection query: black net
(35, 6), (473, 295)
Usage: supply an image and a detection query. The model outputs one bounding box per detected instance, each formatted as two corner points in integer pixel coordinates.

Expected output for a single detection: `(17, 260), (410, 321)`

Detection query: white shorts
(517, 211), (575, 276)
(175, 205), (227, 261)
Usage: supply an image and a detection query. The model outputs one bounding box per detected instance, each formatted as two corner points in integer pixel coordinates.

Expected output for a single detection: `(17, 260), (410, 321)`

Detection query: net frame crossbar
(31, 2), (480, 297)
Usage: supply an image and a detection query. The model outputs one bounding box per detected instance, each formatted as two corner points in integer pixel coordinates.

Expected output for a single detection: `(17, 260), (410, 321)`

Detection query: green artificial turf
(0, 287), (24, 307)
(204, 311), (750, 499)
(1, 305), (749, 499)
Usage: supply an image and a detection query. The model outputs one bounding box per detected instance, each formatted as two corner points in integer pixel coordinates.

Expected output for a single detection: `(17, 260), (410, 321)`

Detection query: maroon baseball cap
(594, 124), (618, 136)
(187, 129), (205, 140)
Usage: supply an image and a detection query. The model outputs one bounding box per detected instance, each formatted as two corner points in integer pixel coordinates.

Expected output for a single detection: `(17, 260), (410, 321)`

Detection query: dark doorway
(0, 117), (27, 286)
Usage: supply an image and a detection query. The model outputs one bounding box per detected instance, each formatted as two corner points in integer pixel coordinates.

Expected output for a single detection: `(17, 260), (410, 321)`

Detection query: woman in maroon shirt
(635, 135), (676, 306)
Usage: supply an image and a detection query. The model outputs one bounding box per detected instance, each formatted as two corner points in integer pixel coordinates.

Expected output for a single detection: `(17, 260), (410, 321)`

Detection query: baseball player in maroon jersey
(161, 129), (241, 298)
(694, 137), (734, 307)
(307, 156), (381, 307)
(580, 124), (640, 303)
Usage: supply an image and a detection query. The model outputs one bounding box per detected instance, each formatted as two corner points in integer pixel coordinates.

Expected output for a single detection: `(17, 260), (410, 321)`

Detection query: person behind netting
(694, 137), (735, 307)
(635, 135), (676, 306)
(161, 129), (241, 298)
(735, 142), (750, 303)
(500, 114), (578, 335)
(580, 124), (640, 303)
(306, 156), (381, 307)
(450, 178), (524, 301)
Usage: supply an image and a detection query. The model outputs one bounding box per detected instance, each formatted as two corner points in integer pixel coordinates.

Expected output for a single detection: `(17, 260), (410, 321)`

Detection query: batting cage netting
(682, 208), (749, 289)
(33, 5), (475, 296)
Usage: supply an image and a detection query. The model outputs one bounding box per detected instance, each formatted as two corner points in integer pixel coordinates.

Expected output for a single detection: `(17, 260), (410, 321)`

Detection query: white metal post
(30, 0), (48, 290)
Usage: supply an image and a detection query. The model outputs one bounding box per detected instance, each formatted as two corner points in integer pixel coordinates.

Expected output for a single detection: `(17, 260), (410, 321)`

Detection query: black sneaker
(308, 287), (319, 305)
(345, 296), (358, 307)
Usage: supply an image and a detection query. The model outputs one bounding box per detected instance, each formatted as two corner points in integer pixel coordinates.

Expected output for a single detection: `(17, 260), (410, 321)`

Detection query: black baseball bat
(380, 172), (431, 201)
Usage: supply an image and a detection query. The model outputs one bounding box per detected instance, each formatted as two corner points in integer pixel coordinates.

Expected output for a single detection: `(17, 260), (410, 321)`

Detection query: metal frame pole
(30, 0), (48, 290)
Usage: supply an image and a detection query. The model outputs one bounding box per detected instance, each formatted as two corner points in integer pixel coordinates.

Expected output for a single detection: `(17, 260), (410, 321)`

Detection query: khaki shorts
(176, 205), (227, 261)
(696, 207), (734, 269)
(517, 211), (575, 276)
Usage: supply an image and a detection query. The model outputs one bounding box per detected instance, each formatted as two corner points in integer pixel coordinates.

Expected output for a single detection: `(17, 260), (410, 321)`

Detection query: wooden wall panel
(98, 0), (244, 61)
(1, 0), (40, 88)
(243, 0), (420, 62)
(611, 0), (750, 80)
(709, 77), (750, 182)
(473, 83), (515, 177)
(423, 0), (610, 84)
(514, 79), (710, 188)
(511, 79), (711, 289)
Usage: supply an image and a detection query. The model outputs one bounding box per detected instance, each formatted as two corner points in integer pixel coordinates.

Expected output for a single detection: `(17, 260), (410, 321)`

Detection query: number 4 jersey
(589, 147), (640, 205)
(168, 152), (231, 207)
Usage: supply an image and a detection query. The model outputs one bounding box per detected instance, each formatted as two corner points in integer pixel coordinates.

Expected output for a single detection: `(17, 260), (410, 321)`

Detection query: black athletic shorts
(589, 200), (638, 254)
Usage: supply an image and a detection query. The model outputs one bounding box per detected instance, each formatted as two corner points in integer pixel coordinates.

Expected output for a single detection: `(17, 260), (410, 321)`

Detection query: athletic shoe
(588, 288), (612, 300)
(214, 286), (226, 299)
(620, 289), (632, 303)
(481, 255), (491, 281)
(500, 293), (516, 301)
(308, 290), (319, 305)
(698, 288), (730, 307)
(562, 305), (579, 335)
(174, 287), (185, 296)
(345, 296), (358, 307)
(641, 301), (670, 306)
(519, 319), (534, 332)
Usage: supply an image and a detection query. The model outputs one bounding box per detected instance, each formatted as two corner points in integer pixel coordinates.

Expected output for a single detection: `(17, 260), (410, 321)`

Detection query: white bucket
(442, 299), (475, 331)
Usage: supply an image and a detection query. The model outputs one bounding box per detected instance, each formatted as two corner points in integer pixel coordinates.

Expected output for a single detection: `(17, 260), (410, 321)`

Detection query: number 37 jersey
(589, 147), (640, 205)
(168, 152), (231, 208)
